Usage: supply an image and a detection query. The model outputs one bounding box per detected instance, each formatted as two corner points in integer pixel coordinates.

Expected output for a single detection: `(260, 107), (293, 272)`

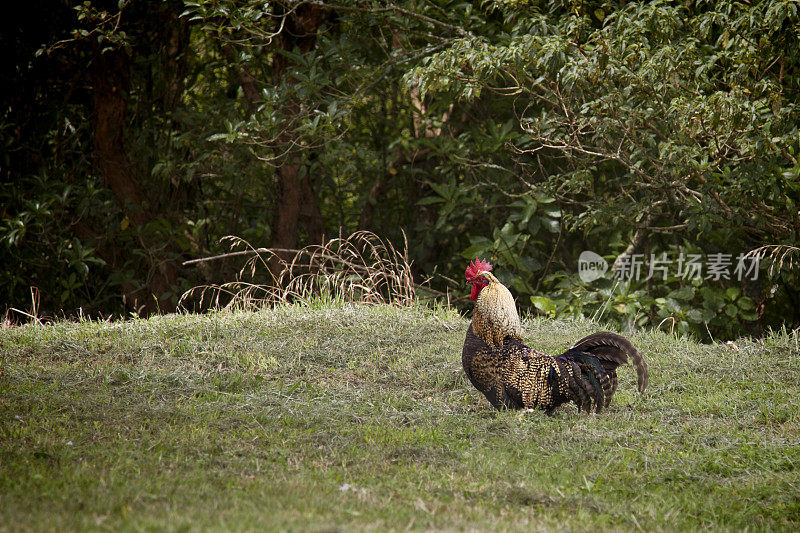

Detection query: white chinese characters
(582, 252), (761, 282)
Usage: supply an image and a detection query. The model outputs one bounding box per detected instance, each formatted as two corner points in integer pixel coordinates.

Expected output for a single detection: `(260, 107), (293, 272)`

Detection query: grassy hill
(2, 302), (799, 531)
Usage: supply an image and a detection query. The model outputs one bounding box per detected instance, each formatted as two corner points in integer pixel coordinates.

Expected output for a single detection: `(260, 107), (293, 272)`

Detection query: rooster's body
(462, 260), (648, 414)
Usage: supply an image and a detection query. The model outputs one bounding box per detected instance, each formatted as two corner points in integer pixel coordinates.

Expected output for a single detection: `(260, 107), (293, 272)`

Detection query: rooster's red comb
(465, 258), (493, 281)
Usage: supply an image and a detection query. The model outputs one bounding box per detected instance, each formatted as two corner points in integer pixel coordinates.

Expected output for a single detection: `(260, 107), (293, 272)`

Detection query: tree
(2, 0), (192, 315)
(408, 0), (800, 338)
(3, 0), (799, 340)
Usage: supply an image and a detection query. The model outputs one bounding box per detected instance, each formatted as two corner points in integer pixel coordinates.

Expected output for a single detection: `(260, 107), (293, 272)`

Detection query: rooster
(462, 258), (648, 414)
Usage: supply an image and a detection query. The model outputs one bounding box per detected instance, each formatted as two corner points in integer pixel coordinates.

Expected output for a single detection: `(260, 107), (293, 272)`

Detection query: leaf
(519, 256), (541, 272)
(687, 309), (705, 323)
(701, 289), (725, 311)
(536, 194), (556, 204)
(429, 181), (453, 199)
(461, 244), (490, 259)
(725, 287), (741, 300)
(530, 296), (556, 313)
(667, 287), (694, 300)
(416, 196), (444, 206)
(527, 217), (541, 235)
(543, 217), (560, 233)
(542, 205), (561, 218)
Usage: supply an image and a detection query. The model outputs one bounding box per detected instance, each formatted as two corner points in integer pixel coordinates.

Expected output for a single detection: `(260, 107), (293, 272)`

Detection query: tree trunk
(299, 171), (325, 244)
(91, 50), (177, 314)
(266, 4), (326, 278)
(92, 51), (146, 223)
(271, 164), (303, 253)
(218, 5), (328, 280)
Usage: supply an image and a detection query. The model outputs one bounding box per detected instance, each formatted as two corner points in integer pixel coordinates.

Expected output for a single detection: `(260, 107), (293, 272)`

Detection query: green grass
(2, 302), (800, 531)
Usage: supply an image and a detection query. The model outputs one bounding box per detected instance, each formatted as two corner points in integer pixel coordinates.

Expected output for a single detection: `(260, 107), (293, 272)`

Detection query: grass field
(2, 302), (800, 531)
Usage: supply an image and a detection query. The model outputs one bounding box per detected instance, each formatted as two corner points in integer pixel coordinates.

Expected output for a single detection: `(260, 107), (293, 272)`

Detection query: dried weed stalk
(746, 244), (799, 277)
(181, 231), (416, 310)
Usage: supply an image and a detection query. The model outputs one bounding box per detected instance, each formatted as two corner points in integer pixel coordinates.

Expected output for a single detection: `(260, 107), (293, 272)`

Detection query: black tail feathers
(560, 350), (612, 413)
(570, 332), (649, 394)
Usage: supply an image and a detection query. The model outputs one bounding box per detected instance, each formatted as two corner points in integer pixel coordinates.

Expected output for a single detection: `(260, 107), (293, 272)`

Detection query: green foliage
(531, 272), (761, 341)
(3, 0), (800, 339)
(407, 0), (800, 340)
